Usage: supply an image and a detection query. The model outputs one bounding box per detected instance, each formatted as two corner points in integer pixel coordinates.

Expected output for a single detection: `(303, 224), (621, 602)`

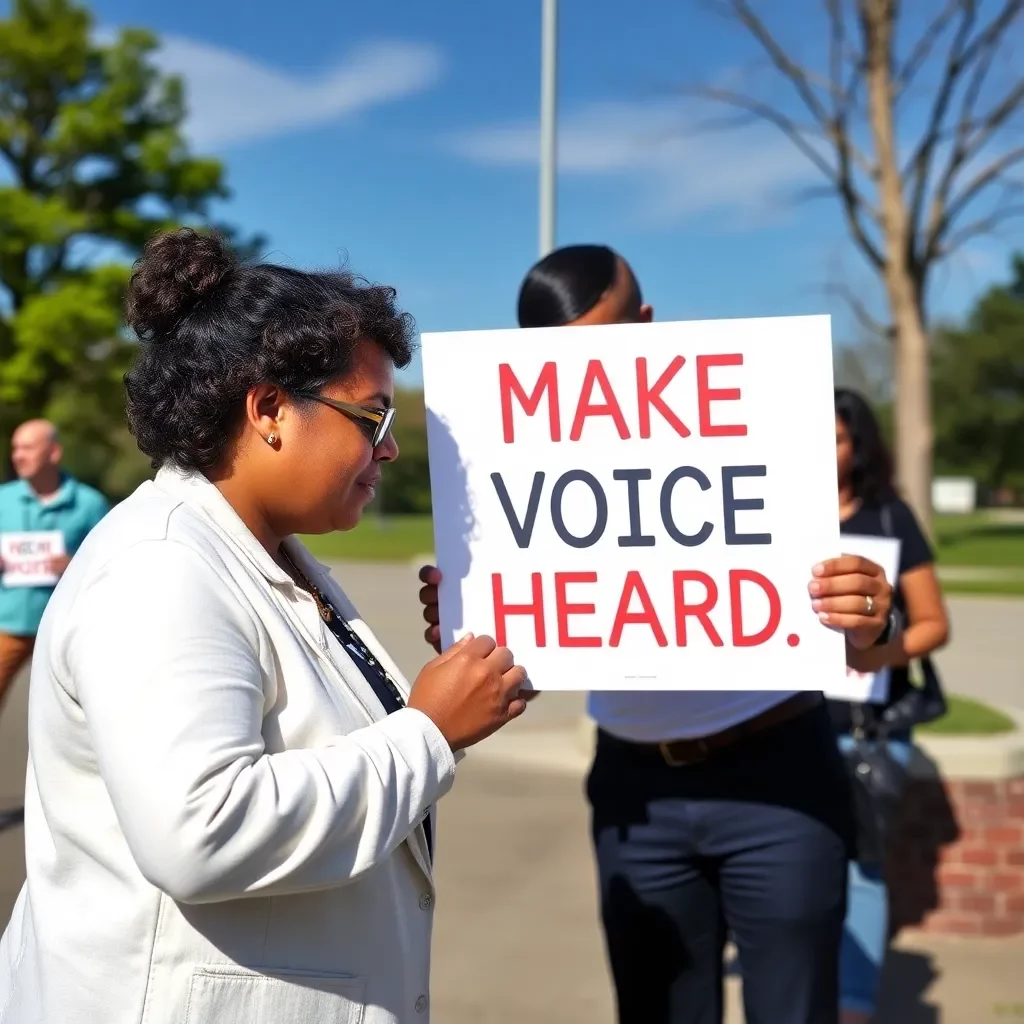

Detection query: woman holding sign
(0, 228), (530, 1024)
(830, 388), (949, 1024)
(418, 245), (900, 1024)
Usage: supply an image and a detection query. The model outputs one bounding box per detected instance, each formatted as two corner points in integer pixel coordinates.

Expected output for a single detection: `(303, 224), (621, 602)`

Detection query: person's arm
(847, 562), (948, 673)
(846, 500), (949, 673)
(63, 540), (456, 905)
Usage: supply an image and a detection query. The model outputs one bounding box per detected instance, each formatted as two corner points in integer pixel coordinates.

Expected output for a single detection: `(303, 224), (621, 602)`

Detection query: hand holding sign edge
(417, 563), (540, 702)
(808, 555), (892, 651)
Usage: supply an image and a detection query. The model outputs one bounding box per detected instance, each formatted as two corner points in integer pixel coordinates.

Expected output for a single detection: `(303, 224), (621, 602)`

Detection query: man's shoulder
(67, 477), (111, 516)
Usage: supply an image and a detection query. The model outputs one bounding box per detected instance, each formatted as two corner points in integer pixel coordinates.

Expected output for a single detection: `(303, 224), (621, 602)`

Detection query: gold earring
(266, 433), (277, 446)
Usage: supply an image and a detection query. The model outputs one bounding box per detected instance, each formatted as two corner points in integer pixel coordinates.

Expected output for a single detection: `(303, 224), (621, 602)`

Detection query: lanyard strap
(279, 548), (406, 710)
(324, 613), (405, 716)
(280, 549), (432, 858)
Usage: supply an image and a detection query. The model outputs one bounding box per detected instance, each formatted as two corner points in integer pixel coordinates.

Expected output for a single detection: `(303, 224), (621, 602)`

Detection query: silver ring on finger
(865, 594), (875, 616)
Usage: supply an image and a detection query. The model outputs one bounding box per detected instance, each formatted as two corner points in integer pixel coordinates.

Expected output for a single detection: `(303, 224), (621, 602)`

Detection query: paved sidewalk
(938, 565), (1024, 583)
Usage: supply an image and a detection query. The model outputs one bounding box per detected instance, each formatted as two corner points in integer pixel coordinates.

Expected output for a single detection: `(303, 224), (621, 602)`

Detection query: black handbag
(880, 654), (948, 730)
(842, 705), (910, 866)
(842, 500), (948, 863)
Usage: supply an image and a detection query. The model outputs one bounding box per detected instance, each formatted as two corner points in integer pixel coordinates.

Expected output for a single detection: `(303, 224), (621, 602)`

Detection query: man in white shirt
(417, 245), (897, 1024)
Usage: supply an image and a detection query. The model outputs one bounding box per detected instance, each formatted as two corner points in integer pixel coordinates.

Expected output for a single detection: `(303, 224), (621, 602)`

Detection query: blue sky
(17, 0), (1024, 384)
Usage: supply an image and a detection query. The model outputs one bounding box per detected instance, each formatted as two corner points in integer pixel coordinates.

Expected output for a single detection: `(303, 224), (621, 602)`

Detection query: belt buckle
(659, 739), (709, 767)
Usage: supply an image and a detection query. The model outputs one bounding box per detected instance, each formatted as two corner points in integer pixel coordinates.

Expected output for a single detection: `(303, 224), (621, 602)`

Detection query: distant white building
(932, 477), (976, 514)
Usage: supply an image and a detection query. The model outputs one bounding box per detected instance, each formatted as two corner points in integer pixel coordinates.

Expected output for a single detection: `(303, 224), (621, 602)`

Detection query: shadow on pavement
(876, 948), (939, 1023)
(725, 944), (939, 1022)
(887, 759), (961, 934)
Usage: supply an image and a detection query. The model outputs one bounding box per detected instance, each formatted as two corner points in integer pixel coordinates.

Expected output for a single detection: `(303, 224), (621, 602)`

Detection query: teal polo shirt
(0, 475), (110, 637)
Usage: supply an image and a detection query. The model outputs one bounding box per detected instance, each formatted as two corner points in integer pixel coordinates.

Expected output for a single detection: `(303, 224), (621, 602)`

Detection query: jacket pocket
(184, 964), (365, 1024)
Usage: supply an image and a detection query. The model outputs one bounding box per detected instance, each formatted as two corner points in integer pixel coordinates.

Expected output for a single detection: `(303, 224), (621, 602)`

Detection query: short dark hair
(123, 228), (415, 470)
(834, 387), (895, 505)
(516, 244), (640, 328)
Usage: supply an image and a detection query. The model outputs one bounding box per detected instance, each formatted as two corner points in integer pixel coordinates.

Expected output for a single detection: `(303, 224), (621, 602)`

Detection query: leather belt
(599, 691), (823, 767)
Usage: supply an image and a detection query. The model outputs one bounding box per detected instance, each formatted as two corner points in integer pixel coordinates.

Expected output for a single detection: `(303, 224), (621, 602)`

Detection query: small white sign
(422, 315), (847, 692)
(0, 531), (65, 588)
(825, 533), (902, 703)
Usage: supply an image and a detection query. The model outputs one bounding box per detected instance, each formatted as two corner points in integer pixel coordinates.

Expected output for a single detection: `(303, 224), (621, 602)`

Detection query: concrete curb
(912, 707), (1024, 781)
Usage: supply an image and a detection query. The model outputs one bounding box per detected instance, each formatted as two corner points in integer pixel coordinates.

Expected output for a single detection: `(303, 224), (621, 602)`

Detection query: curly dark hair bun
(123, 227), (415, 471)
(126, 228), (238, 342)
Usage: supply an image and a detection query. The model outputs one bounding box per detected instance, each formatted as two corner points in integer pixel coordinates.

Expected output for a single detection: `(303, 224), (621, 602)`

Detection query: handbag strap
(879, 499), (946, 705)
(918, 652), (946, 702)
(851, 701), (890, 743)
(880, 501), (895, 538)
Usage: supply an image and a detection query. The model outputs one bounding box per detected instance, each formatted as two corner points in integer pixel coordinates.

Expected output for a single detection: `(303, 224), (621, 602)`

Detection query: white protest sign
(0, 531), (65, 588)
(421, 315), (846, 692)
(825, 533), (901, 703)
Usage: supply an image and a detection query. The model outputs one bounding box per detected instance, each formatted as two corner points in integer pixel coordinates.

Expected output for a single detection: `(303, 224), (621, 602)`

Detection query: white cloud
(450, 100), (821, 227)
(147, 35), (444, 150)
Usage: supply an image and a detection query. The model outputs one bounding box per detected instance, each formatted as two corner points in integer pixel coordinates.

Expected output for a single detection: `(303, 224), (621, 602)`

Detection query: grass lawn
(940, 578), (1024, 598)
(301, 515), (434, 562)
(917, 694), (1017, 736)
(934, 513), (1024, 567)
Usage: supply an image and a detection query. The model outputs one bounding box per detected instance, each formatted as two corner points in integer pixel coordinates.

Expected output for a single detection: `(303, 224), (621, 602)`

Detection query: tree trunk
(889, 285), (934, 537)
(860, 0), (934, 536)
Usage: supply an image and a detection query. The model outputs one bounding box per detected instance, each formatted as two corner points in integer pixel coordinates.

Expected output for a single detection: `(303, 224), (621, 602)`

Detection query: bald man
(0, 421), (109, 818)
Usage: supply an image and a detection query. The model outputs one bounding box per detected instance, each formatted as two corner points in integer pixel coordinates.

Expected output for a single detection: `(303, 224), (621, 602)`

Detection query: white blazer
(0, 466), (458, 1024)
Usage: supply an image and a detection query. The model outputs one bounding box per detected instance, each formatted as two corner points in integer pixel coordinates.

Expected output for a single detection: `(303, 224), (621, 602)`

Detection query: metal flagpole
(539, 0), (558, 257)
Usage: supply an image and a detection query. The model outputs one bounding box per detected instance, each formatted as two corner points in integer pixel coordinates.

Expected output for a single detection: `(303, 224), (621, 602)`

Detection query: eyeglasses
(306, 395), (396, 448)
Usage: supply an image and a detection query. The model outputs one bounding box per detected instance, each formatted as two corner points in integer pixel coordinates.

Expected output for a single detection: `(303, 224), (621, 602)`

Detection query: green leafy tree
(933, 256), (1024, 493)
(0, 0), (258, 495)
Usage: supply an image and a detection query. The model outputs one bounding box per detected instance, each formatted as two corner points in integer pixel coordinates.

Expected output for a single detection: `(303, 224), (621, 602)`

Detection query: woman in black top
(830, 388), (949, 1024)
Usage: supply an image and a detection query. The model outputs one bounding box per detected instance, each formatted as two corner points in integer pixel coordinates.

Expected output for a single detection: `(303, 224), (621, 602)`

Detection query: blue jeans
(835, 735), (913, 1015)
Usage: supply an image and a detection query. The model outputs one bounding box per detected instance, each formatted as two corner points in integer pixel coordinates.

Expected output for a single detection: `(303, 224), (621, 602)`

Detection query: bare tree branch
(893, 0), (964, 101)
(965, 80), (1024, 156)
(955, 28), (1001, 144)
(724, 0), (875, 171)
(679, 80), (887, 271)
(727, 0), (831, 124)
(926, 60), (1024, 260)
(793, 183), (846, 205)
(936, 203), (1024, 255)
(904, 2), (978, 250)
(825, 281), (893, 338)
(824, 1), (868, 164)
(680, 86), (837, 177)
(927, 146), (1024, 258)
(691, 1), (885, 268)
(961, 0), (1024, 65)
(826, 0), (847, 108)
